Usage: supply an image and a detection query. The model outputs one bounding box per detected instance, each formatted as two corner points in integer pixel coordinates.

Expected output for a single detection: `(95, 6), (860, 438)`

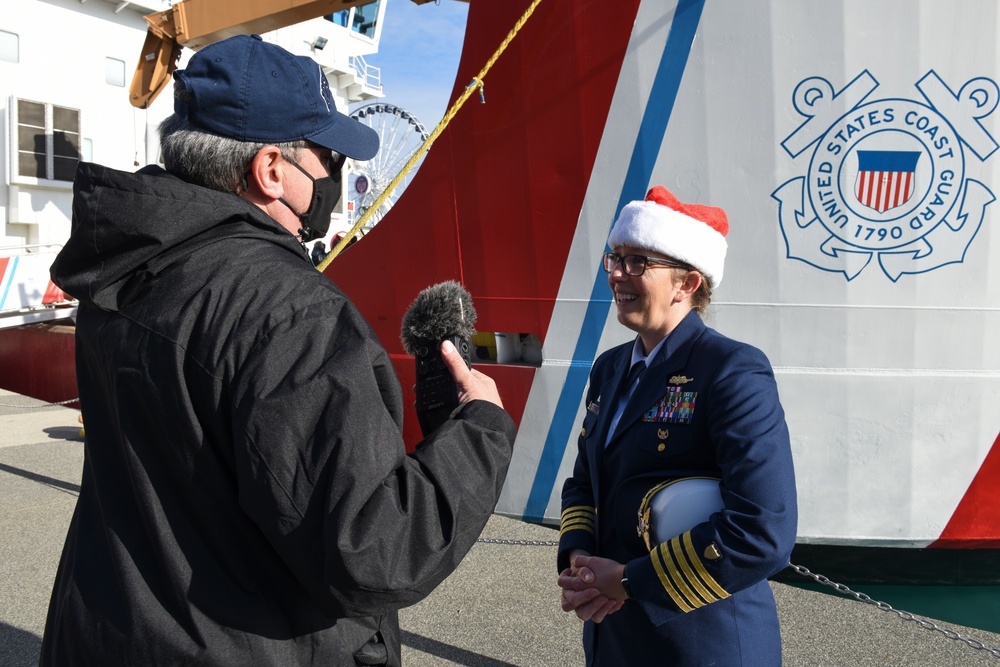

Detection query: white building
(1, 0), (385, 250)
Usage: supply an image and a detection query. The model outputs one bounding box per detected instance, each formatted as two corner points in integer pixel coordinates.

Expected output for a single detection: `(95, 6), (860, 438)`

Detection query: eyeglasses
(602, 252), (691, 276)
(242, 150), (346, 192)
(282, 150), (346, 180)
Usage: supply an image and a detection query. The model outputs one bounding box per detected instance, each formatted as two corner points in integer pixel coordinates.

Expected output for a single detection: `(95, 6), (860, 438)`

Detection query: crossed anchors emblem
(773, 70), (997, 281)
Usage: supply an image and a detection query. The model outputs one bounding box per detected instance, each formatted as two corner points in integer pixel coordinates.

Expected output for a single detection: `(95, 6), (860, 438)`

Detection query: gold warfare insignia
(670, 375), (693, 384)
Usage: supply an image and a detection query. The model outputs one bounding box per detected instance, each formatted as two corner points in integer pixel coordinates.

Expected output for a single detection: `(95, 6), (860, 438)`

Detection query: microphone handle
(414, 334), (473, 437)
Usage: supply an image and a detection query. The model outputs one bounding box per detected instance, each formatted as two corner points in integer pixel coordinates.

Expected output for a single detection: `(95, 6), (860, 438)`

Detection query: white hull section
(498, 0), (1000, 550)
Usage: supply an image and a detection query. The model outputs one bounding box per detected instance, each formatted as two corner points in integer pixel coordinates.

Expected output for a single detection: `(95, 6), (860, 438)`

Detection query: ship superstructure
(1, 0), (386, 307)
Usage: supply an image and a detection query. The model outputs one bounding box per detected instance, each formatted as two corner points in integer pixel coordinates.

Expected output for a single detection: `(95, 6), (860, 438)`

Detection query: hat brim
(307, 113), (380, 161)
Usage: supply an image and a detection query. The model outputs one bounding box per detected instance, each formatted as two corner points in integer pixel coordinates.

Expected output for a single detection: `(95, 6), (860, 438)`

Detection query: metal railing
(350, 54), (382, 94)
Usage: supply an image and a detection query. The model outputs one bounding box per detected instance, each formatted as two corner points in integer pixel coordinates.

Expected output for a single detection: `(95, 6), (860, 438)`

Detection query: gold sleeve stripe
(560, 506), (596, 536)
(670, 534), (718, 606)
(663, 537), (709, 609)
(561, 506), (595, 518)
(681, 532), (729, 599)
(559, 518), (595, 536)
(650, 544), (694, 613)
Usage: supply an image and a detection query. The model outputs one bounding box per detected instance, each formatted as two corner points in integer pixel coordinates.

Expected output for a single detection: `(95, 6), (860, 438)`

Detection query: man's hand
(441, 340), (504, 408)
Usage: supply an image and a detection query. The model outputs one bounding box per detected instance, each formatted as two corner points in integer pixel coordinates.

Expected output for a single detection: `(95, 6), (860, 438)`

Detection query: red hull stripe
(932, 431), (1000, 548)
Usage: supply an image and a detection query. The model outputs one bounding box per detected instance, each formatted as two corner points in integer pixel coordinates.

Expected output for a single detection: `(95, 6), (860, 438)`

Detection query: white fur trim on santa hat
(607, 199), (728, 287)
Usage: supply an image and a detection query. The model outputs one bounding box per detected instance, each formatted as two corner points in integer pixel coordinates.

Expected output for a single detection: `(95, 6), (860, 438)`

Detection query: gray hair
(158, 114), (308, 192)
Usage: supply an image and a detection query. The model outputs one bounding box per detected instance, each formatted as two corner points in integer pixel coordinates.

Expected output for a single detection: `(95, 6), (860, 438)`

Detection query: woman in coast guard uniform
(557, 186), (798, 666)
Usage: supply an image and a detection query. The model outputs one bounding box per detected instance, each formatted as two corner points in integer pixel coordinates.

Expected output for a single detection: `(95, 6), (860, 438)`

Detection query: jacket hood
(51, 163), (303, 311)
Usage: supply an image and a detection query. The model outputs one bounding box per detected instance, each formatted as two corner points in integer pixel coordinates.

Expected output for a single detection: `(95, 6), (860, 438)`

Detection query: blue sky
(367, 0), (470, 131)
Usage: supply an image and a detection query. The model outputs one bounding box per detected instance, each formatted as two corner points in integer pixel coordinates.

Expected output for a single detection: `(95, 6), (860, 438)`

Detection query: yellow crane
(129, 0), (467, 109)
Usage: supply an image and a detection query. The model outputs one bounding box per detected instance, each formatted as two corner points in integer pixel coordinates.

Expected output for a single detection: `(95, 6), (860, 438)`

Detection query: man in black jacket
(40, 34), (516, 666)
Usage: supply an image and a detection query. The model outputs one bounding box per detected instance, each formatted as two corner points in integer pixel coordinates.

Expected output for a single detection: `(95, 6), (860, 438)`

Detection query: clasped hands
(557, 550), (627, 623)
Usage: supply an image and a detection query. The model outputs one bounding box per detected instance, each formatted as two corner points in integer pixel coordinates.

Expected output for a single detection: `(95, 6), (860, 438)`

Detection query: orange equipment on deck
(129, 0), (469, 109)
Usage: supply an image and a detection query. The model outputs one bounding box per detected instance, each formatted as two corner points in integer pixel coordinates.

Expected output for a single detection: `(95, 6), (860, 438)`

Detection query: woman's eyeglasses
(602, 253), (691, 276)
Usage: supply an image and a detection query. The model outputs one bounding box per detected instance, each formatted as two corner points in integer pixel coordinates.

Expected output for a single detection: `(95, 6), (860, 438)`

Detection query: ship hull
(3, 1), (998, 611)
(326, 0), (1000, 574)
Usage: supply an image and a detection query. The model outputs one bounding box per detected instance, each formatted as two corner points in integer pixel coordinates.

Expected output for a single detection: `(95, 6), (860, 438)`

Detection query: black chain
(789, 563), (1000, 659)
(0, 397), (79, 408)
(477, 537), (559, 547)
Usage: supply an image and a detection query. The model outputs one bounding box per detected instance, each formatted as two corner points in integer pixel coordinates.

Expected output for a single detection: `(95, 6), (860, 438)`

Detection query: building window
(352, 2), (379, 38)
(0, 30), (17, 63)
(14, 99), (81, 182)
(326, 11), (350, 28)
(106, 57), (126, 87)
(324, 1), (380, 38)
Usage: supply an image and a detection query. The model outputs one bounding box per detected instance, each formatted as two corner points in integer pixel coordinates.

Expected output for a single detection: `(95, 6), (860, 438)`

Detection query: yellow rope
(317, 0), (546, 272)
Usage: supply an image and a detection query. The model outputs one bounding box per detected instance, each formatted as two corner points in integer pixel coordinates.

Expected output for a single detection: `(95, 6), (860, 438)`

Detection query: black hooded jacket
(40, 163), (515, 666)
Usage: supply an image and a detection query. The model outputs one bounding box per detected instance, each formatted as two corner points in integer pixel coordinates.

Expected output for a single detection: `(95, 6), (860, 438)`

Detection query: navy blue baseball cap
(173, 34), (379, 160)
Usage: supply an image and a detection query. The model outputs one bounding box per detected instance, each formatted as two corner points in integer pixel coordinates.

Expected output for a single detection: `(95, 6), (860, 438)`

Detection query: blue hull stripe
(523, 0), (707, 522)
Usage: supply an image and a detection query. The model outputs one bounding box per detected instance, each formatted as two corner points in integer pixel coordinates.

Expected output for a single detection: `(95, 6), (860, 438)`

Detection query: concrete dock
(2, 388), (999, 666)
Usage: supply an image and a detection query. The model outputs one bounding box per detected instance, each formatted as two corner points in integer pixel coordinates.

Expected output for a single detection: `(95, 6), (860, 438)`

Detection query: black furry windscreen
(400, 281), (478, 356)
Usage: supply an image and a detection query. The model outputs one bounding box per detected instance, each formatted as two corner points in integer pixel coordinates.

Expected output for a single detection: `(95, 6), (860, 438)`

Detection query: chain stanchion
(789, 562), (1000, 659)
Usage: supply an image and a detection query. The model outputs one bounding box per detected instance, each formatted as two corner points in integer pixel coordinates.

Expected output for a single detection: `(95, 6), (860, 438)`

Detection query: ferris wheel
(348, 103), (430, 230)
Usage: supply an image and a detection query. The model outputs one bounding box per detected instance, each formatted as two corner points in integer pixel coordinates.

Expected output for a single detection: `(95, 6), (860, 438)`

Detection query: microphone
(400, 281), (477, 436)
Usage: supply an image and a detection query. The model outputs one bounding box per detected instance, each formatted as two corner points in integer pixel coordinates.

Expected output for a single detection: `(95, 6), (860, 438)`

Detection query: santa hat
(607, 186), (729, 288)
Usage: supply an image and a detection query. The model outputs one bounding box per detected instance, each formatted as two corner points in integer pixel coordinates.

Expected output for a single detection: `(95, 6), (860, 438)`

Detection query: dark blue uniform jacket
(559, 311), (797, 666)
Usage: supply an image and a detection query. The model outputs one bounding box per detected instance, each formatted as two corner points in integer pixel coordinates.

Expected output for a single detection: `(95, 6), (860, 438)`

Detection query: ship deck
(2, 388), (998, 666)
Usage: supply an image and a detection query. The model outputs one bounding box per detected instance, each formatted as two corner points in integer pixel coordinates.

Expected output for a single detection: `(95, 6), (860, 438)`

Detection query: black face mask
(278, 153), (345, 243)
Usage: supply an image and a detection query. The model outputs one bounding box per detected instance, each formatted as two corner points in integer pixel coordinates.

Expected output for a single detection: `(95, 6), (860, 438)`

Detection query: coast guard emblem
(773, 70), (997, 281)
